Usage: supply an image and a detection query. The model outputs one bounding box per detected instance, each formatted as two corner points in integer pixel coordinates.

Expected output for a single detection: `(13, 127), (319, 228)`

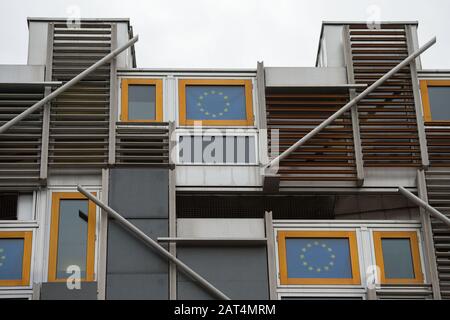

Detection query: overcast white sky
(0, 0), (449, 69)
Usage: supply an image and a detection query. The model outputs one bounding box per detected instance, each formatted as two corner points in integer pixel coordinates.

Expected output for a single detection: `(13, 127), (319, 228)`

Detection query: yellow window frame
(48, 192), (97, 282)
(121, 78), (163, 122)
(178, 79), (254, 126)
(277, 230), (361, 285)
(373, 231), (424, 284)
(0, 231), (32, 286)
(419, 79), (450, 123)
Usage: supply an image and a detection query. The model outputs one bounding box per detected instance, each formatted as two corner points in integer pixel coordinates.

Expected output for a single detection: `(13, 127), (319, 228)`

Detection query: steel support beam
(257, 61), (270, 168)
(77, 184), (230, 300)
(108, 24), (118, 165)
(406, 25), (430, 169)
(39, 22), (54, 181)
(342, 25), (364, 185)
(0, 35), (139, 134)
(256, 61), (268, 130)
(265, 211), (278, 300)
(265, 37), (437, 170)
(416, 169), (441, 299)
(398, 186), (450, 228)
(168, 121), (177, 300)
(97, 168), (109, 300)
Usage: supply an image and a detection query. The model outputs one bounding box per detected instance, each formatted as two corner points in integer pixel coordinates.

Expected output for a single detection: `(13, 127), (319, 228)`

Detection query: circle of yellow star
(298, 241), (336, 274)
(196, 90), (231, 118)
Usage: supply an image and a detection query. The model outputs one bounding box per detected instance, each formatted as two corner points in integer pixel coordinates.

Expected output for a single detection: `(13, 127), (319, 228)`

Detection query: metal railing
(265, 36), (437, 171)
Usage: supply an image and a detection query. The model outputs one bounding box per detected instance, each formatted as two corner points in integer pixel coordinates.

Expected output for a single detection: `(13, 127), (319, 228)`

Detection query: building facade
(0, 18), (449, 300)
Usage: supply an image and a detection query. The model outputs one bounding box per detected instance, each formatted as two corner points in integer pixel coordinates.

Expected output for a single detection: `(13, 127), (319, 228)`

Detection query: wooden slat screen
(115, 123), (170, 166)
(349, 24), (421, 167)
(266, 89), (357, 181)
(49, 22), (112, 168)
(425, 124), (450, 166)
(0, 87), (44, 186)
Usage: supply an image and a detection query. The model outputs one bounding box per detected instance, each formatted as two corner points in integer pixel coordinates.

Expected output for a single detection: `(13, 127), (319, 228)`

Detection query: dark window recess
(0, 193), (18, 220)
(177, 194), (336, 219)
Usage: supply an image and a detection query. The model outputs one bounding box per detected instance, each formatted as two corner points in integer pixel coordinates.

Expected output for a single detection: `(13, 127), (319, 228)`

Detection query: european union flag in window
(285, 238), (352, 279)
(0, 239), (24, 280)
(185, 85), (247, 120)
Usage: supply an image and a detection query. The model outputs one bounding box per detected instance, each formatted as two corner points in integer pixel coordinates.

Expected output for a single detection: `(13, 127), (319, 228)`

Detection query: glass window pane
(381, 238), (415, 279)
(128, 85), (156, 120)
(0, 239), (24, 280)
(186, 86), (246, 120)
(285, 238), (352, 279)
(56, 199), (89, 279)
(428, 86), (450, 121)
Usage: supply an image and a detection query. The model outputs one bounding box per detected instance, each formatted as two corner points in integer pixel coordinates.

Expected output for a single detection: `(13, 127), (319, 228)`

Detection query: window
(48, 192), (96, 282)
(178, 134), (257, 164)
(0, 193), (18, 220)
(121, 78), (163, 122)
(0, 231), (32, 286)
(178, 79), (254, 126)
(0, 193), (34, 221)
(420, 80), (450, 122)
(277, 231), (360, 285)
(373, 231), (423, 284)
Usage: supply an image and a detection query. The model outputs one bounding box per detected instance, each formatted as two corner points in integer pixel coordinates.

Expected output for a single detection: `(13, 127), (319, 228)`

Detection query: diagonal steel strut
(77, 185), (231, 300)
(398, 186), (450, 228)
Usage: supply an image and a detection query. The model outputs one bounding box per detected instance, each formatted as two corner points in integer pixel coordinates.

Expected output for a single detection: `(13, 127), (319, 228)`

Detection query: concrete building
(0, 18), (449, 300)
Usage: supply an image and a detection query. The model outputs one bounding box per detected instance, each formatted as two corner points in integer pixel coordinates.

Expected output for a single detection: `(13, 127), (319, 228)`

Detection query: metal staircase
(49, 22), (113, 168)
(425, 169), (450, 299)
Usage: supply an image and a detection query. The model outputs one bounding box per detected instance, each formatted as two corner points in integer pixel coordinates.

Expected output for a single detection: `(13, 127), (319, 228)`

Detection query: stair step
(433, 236), (450, 241)
(426, 170), (450, 175)
(436, 252), (450, 257)
(436, 259), (450, 264)
(426, 177), (450, 181)
(430, 207), (450, 212)
(429, 199), (450, 204)
(426, 185), (450, 190)
(428, 192), (450, 196)
(437, 263), (450, 269)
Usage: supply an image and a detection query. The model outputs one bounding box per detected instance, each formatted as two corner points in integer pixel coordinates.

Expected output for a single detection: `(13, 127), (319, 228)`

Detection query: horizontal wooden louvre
(349, 24), (421, 167)
(49, 22), (112, 168)
(425, 123), (450, 166)
(115, 123), (170, 166)
(0, 87), (44, 186)
(266, 89), (357, 181)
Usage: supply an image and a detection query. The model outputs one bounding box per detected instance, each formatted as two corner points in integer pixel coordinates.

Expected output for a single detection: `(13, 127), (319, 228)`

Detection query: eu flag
(0, 239), (24, 280)
(285, 238), (352, 279)
(185, 86), (247, 120)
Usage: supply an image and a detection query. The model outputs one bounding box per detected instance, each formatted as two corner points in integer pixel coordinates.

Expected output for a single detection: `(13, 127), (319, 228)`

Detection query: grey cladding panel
(109, 168), (169, 218)
(107, 168), (170, 300)
(177, 246), (269, 300)
(40, 282), (97, 300)
(107, 219), (169, 274)
(106, 219), (169, 300)
(107, 273), (168, 300)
